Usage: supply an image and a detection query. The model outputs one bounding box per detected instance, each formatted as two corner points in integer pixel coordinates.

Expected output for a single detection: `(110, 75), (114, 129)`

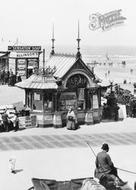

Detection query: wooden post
(25, 89), (27, 106)
(15, 58), (18, 76)
(31, 92), (33, 110)
(42, 90), (45, 127)
(26, 58), (28, 78)
(43, 49), (45, 69)
(87, 89), (90, 109)
(7, 55), (9, 71)
(38, 53), (40, 69)
(54, 92), (57, 111)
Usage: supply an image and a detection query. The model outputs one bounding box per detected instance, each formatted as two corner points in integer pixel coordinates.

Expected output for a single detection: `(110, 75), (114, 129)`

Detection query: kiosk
(16, 27), (102, 127)
(16, 53), (101, 127)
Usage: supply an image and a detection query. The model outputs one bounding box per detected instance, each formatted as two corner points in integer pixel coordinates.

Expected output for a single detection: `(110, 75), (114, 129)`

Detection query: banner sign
(8, 46), (41, 52)
(16, 52), (39, 58)
(89, 9), (126, 31)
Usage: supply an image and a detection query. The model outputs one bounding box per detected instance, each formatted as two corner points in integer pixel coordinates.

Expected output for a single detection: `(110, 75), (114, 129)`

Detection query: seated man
(94, 143), (127, 187)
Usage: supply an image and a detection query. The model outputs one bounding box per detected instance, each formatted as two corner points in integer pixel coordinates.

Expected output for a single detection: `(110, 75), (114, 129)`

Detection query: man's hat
(101, 143), (109, 150)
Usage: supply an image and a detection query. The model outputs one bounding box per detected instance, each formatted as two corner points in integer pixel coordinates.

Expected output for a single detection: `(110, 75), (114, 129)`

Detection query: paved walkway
(0, 117), (136, 151)
(0, 118), (136, 190)
(1, 85), (136, 190)
(0, 131), (136, 151)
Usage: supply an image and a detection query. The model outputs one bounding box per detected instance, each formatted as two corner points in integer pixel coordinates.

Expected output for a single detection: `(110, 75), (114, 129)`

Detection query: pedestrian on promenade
(1, 70), (5, 85)
(1, 109), (10, 132)
(94, 143), (127, 187)
(13, 107), (19, 131)
(4, 71), (9, 84)
(66, 107), (77, 130)
(8, 107), (19, 131)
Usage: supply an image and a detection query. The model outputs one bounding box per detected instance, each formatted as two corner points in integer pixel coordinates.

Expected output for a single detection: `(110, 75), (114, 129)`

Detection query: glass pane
(33, 92), (42, 111)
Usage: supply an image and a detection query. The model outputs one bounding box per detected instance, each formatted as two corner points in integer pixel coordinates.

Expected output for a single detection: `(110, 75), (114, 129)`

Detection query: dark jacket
(2, 112), (9, 122)
(95, 150), (113, 179)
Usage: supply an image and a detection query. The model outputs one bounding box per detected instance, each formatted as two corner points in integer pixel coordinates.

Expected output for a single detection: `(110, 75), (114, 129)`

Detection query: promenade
(0, 118), (136, 190)
(0, 85), (136, 190)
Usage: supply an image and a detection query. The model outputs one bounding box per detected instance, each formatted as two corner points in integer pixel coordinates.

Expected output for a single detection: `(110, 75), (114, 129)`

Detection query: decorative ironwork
(66, 74), (87, 88)
(34, 66), (57, 77)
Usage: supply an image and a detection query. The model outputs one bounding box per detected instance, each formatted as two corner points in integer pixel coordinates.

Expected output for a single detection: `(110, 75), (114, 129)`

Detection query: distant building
(8, 45), (42, 78)
(0, 51), (10, 70)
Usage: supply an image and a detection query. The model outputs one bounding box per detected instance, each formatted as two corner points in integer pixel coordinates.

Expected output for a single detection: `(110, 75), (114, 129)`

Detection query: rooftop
(16, 73), (58, 90)
(45, 53), (76, 78)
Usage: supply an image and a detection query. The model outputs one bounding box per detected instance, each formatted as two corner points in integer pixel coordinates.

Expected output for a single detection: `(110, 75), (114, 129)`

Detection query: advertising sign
(17, 59), (26, 76)
(60, 92), (77, 110)
(8, 46), (41, 77)
(93, 95), (99, 109)
(16, 52), (39, 58)
(28, 58), (38, 68)
(8, 46), (41, 52)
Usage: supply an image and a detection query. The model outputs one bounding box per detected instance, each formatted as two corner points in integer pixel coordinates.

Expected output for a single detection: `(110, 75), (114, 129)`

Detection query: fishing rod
(84, 140), (136, 175)
(116, 168), (136, 175)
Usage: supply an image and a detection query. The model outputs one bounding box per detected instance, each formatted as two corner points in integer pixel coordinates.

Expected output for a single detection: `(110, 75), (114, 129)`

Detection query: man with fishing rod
(94, 143), (127, 187)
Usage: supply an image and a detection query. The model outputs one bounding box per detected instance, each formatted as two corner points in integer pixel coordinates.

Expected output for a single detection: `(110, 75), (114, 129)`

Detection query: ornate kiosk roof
(16, 71), (58, 90)
(16, 52), (100, 90)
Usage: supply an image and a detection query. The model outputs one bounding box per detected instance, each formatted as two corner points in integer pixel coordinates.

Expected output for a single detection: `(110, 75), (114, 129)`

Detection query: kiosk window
(60, 92), (77, 111)
(33, 92), (42, 111)
(43, 93), (53, 111)
(93, 95), (99, 109)
(77, 88), (85, 110)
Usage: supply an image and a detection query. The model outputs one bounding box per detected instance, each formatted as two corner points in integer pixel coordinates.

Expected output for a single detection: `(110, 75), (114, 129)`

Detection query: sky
(0, 0), (136, 48)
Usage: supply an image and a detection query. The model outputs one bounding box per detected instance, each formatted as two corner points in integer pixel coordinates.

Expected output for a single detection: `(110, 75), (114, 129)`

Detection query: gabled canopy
(46, 53), (96, 80)
(15, 74), (58, 90)
(16, 53), (100, 90)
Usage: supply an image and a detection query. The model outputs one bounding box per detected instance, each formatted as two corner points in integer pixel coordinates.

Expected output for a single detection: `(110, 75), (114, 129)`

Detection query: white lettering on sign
(17, 65), (26, 70)
(8, 46), (41, 51)
(16, 52), (39, 58)
(17, 59), (26, 64)
(17, 70), (26, 76)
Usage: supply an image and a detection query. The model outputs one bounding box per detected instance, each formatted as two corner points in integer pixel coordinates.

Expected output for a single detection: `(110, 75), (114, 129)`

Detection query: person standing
(66, 107), (77, 130)
(1, 109), (9, 132)
(1, 70), (5, 85)
(94, 143), (127, 187)
(13, 107), (19, 131)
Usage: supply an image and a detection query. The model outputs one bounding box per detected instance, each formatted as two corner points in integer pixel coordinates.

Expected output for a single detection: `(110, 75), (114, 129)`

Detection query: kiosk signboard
(8, 46), (41, 52)
(28, 58), (38, 68)
(17, 59), (26, 76)
(60, 92), (77, 110)
(8, 46), (41, 78)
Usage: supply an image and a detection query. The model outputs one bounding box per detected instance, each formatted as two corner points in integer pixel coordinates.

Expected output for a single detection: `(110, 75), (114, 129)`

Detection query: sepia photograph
(0, 0), (136, 189)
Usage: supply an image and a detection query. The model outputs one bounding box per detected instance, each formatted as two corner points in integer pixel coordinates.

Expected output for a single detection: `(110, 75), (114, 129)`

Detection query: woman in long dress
(66, 108), (77, 130)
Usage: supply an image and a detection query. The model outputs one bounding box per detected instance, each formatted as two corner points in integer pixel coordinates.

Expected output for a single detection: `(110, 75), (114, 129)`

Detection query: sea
(42, 46), (136, 86)
(8, 45), (136, 91)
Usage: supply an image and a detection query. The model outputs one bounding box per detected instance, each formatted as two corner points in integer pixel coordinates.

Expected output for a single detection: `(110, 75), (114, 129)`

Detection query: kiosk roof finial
(76, 20), (81, 59)
(50, 23), (55, 56)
